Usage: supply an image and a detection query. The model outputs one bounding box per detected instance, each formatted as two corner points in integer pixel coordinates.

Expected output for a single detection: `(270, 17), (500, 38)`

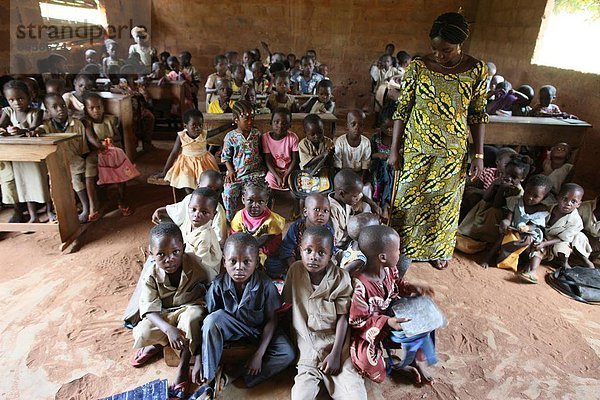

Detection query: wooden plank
(0, 133), (78, 145)
(0, 144), (59, 161)
(489, 115), (592, 128)
(145, 81), (186, 120)
(0, 223), (59, 232)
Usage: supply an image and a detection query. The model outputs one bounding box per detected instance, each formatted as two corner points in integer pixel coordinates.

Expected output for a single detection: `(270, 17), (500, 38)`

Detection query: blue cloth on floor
(100, 379), (168, 400)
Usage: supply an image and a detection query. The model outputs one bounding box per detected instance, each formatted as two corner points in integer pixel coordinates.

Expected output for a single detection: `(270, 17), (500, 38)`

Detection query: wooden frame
(485, 116), (592, 147)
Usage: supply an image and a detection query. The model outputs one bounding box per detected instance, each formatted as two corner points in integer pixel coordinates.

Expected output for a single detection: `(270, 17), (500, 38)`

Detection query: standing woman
(388, 12), (488, 270)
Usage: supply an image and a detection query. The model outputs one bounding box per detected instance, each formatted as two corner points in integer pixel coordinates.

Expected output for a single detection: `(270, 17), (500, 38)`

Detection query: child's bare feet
(413, 361), (434, 384)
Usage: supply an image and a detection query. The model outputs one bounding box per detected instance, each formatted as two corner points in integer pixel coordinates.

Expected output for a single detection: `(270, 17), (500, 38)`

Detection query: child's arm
(246, 308), (278, 376)
(279, 223), (300, 268)
(145, 312), (188, 351)
(482, 180), (500, 203)
(498, 210), (514, 235)
(82, 119), (106, 152)
(156, 135), (182, 178)
(151, 206), (169, 224)
(319, 314), (348, 375)
(341, 260), (365, 275)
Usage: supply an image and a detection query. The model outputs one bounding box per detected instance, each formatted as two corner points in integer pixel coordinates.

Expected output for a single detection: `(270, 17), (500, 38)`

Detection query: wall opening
(531, 0), (600, 74)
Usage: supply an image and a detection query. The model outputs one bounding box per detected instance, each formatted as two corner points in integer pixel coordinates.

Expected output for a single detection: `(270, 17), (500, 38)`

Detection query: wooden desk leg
(121, 98), (137, 161)
(46, 147), (82, 251)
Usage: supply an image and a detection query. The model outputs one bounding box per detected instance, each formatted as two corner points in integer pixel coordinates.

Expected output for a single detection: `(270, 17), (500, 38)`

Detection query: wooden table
(98, 92), (137, 161)
(205, 112), (337, 146)
(486, 116), (592, 147)
(145, 80), (187, 119)
(0, 134), (82, 251)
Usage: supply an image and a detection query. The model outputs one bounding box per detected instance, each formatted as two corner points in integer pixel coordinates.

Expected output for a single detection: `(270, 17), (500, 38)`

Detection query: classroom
(0, 0), (599, 399)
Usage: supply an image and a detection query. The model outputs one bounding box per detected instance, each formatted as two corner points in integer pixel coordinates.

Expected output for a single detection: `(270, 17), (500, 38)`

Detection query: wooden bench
(486, 116), (592, 147)
(0, 134), (83, 251)
(164, 340), (257, 367)
(205, 112), (337, 147)
(147, 175), (177, 203)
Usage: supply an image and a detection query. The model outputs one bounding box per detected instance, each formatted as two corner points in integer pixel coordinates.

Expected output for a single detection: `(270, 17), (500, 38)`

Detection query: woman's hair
(232, 100), (254, 119)
(270, 107), (291, 123)
(3, 79), (30, 96)
(429, 12), (470, 44)
(243, 178), (271, 200)
(183, 108), (203, 124)
(506, 154), (534, 178)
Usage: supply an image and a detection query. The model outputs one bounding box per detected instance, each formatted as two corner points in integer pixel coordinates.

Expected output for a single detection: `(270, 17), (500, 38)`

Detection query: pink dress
(94, 116), (140, 185)
(262, 131), (299, 191)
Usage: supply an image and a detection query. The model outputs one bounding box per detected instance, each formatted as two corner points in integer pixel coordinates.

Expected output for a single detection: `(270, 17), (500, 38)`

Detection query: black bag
(547, 267), (600, 304)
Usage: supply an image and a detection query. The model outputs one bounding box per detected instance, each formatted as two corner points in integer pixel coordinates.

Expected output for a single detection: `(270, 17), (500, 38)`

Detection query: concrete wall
(469, 0), (600, 197)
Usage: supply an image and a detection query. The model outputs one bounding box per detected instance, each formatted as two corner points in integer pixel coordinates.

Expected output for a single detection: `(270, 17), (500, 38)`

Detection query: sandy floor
(1, 144), (599, 400)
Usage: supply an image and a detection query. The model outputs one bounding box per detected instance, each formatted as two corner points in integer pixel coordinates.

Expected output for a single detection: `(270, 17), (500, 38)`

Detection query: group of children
(0, 78), (139, 224)
(457, 142), (599, 283)
(129, 159), (437, 398)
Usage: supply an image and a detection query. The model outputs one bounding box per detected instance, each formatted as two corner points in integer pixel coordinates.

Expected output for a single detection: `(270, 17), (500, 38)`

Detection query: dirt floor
(1, 142), (599, 400)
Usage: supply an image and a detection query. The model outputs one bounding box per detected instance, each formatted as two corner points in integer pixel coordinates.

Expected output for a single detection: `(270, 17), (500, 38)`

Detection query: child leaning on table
(130, 223), (210, 399)
(189, 233), (295, 399)
(283, 226), (367, 400)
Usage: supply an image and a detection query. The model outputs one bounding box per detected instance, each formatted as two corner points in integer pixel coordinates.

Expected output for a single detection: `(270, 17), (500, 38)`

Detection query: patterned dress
(390, 59), (489, 261)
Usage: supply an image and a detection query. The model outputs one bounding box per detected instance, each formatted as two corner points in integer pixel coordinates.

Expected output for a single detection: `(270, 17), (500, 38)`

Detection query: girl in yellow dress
(160, 109), (219, 193)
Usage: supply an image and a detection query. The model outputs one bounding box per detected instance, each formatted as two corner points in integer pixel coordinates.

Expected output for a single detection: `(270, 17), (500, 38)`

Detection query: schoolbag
(547, 267), (600, 304)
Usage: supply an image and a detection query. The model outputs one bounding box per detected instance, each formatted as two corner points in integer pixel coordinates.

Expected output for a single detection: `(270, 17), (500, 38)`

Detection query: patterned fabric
(370, 133), (392, 202)
(390, 59), (489, 260)
(349, 266), (411, 383)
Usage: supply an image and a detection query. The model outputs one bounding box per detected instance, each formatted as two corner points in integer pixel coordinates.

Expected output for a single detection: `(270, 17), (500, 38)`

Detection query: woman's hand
(469, 158), (484, 182)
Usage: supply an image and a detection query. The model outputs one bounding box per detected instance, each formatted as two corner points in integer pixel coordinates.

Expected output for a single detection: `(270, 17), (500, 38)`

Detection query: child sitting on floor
(207, 79), (235, 114)
(262, 107), (300, 191)
(334, 110), (380, 214)
(205, 55), (232, 109)
(230, 181), (286, 278)
(158, 109), (219, 193)
(511, 85), (535, 116)
(279, 192), (335, 271)
(221, 100), (266, 221)
(298, 114), (334, 170)
(350, 225), (436, 384)
(573, 196), (600, 268)
(340, 213), (380, 274)
(299, 80), (335, 114)
(283, 226), (368, 400)
(480, 174), (554, 276)
(153, 170), (228, 246)
(63, 74), (93, 118)
(458, 154), (531, 251)
(190, 233), (295, 399)
(130, 223), (210, 399)
(82, 92), (138, 218)
(267, 71), (298, 112)
(532, 85), (576, 118)
(524, 183), (585, 276)
(39, 93), (92, 223)
(543, 142), (573, 196)
(0, 80), (49, 223)
(329, 169), (364, 249)
(152, 187), (223, 279)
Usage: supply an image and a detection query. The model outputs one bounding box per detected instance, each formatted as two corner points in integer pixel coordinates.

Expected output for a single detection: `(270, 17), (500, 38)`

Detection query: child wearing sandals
(130, 223), (210, 399)
(283, 226), (367, 400)
(189, 233), (295, 399)
(349, 225), (436, 384)
(158, 109), (219, 193)
(480, 174), (554, 280)
(83, 92), (138, 218)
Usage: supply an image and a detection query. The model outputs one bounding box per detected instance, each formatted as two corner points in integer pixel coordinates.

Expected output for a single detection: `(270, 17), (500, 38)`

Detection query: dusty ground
(1, 142), (599, 400)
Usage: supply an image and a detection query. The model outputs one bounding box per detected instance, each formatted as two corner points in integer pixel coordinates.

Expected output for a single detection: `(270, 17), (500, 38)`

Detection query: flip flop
(130, 346), (161, 367)
(168, 381), (190, 400)
(119, 205), (134, 217)
(518, 271), (539, 284)
(87, 211), (101, 223)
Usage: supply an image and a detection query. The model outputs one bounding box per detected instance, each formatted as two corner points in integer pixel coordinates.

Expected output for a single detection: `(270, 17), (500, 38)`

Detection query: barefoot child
(0, 80), (50, 223)
(262, 107), (299, 191)
(221, 100), (266, 221)
(154, 170), (228, 245)
(159, 109), (219, 193)
(525, 183), (585, 276)
(480, 174), (554, 274)
(350, 225), (436, 384)
(298, 114), (334, 170)
(283, 226), (367, 400)
(230, 181), (286, 278)
(131, 223), (209, 399)
(340, 213), (380, 274)
(39, 94), (92, 222)
(329, 169), (364, 249)
(83, 92), (138, 218)
(191, 233), (295, 398)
